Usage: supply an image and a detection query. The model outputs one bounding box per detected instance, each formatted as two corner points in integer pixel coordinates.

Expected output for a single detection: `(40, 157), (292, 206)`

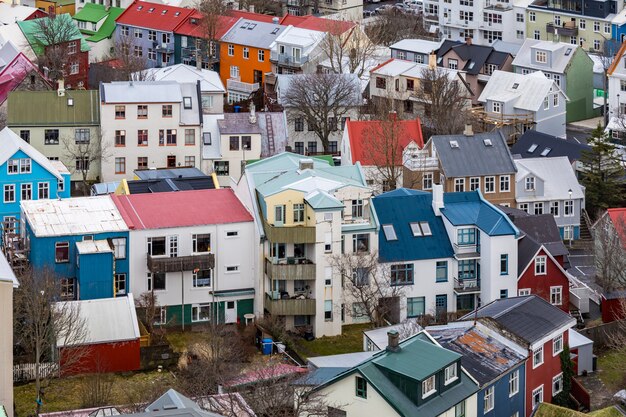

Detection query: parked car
(375, 4), (393, 13)
(363, 9), (375, 17)
(394, 2), (409, 10)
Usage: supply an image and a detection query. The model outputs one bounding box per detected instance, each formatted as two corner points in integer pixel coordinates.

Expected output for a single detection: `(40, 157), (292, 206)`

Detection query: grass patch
(292, 323), (372, 359)
(535, 403), (621, 417)
(14, 370), (175, 416)
(590, 407), (623, 417)
(165, 330), (212, 353)
(597, 348), (626, 391)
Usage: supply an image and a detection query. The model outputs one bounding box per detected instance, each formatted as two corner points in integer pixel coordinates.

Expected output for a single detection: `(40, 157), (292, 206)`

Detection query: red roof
(345, 117), (424, 166)
(228, 9), (277, 23)
(111, 189), (253, 230)
(116, 0), (195, 32)
(280, 14), (355, 34)
(607, 208), (626, 247)
(0, 52), (51, 104)
(174, 13), (239, 39)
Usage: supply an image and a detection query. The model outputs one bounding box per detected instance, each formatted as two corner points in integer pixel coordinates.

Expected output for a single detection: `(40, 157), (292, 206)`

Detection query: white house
(99, 81), (203, 182)
(111, 189), (258, 326)
(607, 42), (626, 140)
(269, 25), (325, 75)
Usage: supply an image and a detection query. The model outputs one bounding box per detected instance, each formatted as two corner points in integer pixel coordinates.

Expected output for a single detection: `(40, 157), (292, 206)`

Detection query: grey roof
(146, 389), (201, 413)
(127, 177), (215, 194)
(491, 40), (522, 56)
(220, 18), (286, 49)
(308, 351), (377, 368)
(218, 112), (262, 134)
(459, 295), (576, 346)
(437, 40), (510, 75)
(432, 131), (517, 177)
(135, 167), (205, 180)
(512, 39), (578, 74)
(101, 81), (183, 103)
(511, 130), (590, 163)
(0, 251), (18, 287)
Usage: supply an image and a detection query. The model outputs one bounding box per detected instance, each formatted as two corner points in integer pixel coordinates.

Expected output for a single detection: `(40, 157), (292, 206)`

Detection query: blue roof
(373, 188), (454, 263)
(441, 191), (519, 237)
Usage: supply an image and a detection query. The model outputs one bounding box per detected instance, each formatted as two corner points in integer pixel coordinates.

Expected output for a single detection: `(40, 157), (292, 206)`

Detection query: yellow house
(36, 0), (75, 15)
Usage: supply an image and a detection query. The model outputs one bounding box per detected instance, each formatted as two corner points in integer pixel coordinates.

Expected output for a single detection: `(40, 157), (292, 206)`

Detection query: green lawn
(597, 348), (626, 391)
(535, 403), (622, 417)
(590, 407), (623, 417)
(292, 323), (372, 359)
(14, 371), (175, 416)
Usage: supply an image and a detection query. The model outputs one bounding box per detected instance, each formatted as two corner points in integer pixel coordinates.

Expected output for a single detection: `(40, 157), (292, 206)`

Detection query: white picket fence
(13, 362), (59, 382)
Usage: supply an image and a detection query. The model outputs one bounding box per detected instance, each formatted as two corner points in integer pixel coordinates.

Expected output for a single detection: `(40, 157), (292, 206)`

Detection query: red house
(56, 295), (141, 375)
(518, 247), (570, 312)
(463, 296), (576, 416)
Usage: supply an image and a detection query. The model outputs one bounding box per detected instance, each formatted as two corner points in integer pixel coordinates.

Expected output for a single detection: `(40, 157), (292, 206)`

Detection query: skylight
(540, 147), (552, 156)
(419, 222), (432, 236)
(528, 144), (538, 153)
(148, 7), (155, 12)
(175, 11), (181, 16)
(162, 9), (167, 14)
(483, 139), (493, 146)
(271, 27), (279, 34)
(241, 22), (249, 28)
(565, 48), (572, 56)
(383, 224), (398, 241)
(512, 83), (519, 89)
(248, 23), (257, 30)
(468, 62), (475, 69)
(410, 222), (422, 237)
(450, 140), (459, 148)
(137, 5), (143, 10)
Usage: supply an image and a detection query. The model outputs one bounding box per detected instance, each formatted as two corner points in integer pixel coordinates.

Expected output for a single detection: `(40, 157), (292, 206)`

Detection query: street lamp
(568, 189), (573, 247)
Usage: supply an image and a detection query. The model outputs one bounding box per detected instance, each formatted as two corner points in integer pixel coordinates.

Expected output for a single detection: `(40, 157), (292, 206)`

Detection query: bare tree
(593, 211), (626, 293)
(282, 73), (360, 153)
(13, 267), (89, 414)
(237, 0), (282, 15)
(418, 66), (471, 135)
(329, 251), (405, 327)
(32, 14), (77, 82)
(365, 11), (430, 46)
(196, 0), (229, 67)
(61, 129), (110, 195)
(135, 291), (162, 335)
(320, 24), (377, 79)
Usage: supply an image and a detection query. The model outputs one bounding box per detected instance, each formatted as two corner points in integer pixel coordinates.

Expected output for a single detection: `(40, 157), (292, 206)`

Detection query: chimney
(428, 52), (437, 69)
(249, 103), (256, 124)
(432, 183), (444, 216)
(249, 4), (254, 12)
(195, 38), (202, 71)
(386, 330), (401, 353)
(463, 124), (473, 136)
(299, 158), (314, 170)
(465, 37), (472, 46)
(57, 79), (65, 97)
(272, 16), (279, 24)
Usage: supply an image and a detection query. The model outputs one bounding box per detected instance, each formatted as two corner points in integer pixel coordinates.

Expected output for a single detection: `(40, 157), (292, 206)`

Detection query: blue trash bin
(262, 338), (273, 355)
(234, 105), (241, 113)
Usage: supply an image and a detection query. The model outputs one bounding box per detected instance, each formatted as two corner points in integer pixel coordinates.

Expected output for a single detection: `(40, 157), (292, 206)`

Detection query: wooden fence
(14, 362), (59, 382)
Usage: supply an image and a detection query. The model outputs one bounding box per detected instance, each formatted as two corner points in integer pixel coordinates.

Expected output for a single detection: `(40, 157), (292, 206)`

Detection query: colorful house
(21, 196), (129, 300)
(35, 0), (75, 16)
(72, 3), (124, 63)
(0, 127), (70, 232)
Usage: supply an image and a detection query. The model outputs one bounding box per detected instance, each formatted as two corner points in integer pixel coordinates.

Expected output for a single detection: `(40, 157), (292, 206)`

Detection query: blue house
(21, 196), (129, 300)
(0, 127), (70, 233)
(427, 321), (527, 417)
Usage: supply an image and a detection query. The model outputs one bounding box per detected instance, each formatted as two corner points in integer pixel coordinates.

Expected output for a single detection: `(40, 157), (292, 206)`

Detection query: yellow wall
(264, 190), (317, 227)
(36, 0), (75, 15)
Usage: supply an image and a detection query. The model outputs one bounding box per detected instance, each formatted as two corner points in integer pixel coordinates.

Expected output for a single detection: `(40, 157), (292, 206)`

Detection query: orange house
(219, 18), (286, 104)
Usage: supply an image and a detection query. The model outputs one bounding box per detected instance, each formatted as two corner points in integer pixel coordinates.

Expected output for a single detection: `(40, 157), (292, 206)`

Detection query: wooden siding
(265, 257), (316, 281)
(265, 293), (316, 316)
(147, 253), (215, 273)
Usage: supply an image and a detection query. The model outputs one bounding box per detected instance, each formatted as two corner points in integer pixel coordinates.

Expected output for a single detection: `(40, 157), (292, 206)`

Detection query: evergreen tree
(580, 123), (625, 217)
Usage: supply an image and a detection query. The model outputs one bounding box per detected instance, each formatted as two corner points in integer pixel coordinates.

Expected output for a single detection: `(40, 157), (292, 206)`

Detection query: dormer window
(535, 50), (547, 63)
(422, 375), (436, 398)
(444, 363), (458, 384)
(525, 176), (535, 191)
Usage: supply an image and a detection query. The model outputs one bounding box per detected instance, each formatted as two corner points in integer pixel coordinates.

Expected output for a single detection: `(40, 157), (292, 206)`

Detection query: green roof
(305, 190), (344, 209)
(74, 4), (124, 42)
(7, 90), (100, 126)
(17, 14), (90, 56)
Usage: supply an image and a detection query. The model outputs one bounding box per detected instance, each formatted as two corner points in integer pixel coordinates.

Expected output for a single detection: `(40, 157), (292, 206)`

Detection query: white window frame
(499, 175), (510, 192)
(485, 176), (495, 193)
(422, 375), (436, 398)
(532, 385), (544, 408)
(509, 370), (519, 396)
(553, 373), (563, 395)
(535, 255), (547, 275)
(454, 178), (465, 192)
(484, 385), (494, 413)
(444, 363), (458, 385)
(551, 286), (563, 307)
(533, 346), (544, 368)
(553, 333), (563, 355)
(519, 288), (531, 296)
(3, 184), (15, 203)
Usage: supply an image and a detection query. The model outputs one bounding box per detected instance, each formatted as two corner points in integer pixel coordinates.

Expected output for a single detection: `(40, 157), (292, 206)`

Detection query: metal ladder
(266, 113), (275, 156)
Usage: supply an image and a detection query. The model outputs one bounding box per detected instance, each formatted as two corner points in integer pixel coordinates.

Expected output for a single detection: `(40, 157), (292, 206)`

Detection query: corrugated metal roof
(141, 64), (225, 93)
(514, 156), (585, 201)
(308, 352), (376, 368)
(0, 127), (64, 180)
(441, 191), (519, 236)
(373, 188), (454, 262)
(432, 130), (516, 177)
(512, 39), (578, 74)
(218, 113), (262, 134)
(478, 70), (558, 111)
(55, 294), (139, 346)
(511, 130), (590, 163)
(76, 239), (113, 254)
(0, 251), (18, 287)
(390, 39), (443, 54)
(101, 81), (183, 104)
(220, 18), (286, 49)
(22, 196), (128, 237)
(8, 89), (100, 126)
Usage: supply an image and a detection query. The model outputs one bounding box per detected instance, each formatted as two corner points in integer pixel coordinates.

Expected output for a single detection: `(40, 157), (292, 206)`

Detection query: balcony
(453, 243), (480, 259)
(147, 253), (215, 273)
(265, 293), (316, 315)
(546, 22), (578, 37)
(454, 278), (481, 294)
(154, 42), (174, 53)
(227, 78), (260, 94)
(270, 51), (309, 68)
(265, 257), (316, 281)
(261, 216), (316, 244)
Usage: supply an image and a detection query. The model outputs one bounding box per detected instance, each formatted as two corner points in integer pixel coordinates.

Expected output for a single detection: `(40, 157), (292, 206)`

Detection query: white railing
(227, 78), (260, 93)
(14, 362), (59, 382)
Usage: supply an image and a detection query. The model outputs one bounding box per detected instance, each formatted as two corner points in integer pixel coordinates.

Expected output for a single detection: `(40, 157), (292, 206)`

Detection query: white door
(225, 301), (237, 324)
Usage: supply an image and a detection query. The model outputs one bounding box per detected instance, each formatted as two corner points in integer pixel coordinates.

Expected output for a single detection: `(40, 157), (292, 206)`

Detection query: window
(423, 173), (433, 190)
(352, 268), (369, 286)
(381, 224), (397, 241)
(534, 30), (541, 40)
(76, 157), (89, 171)
(108, 237), (126, 259)
(38, 182), (49, 199)
(193, 269), (212, 287)
(148, 48), (156, 60)
(162, 104), (173, 117)
(605, 22), (611, 34)
(457, 228), (476, 245)
(243, 47), (249, 59)
(352, 199), (363, 218)
(529, 11), (536, 21)
(294, 117), (304, 132)
(454, 178), (465, 192)
(484, 386), (494, 413)
(214, 161), (229, 176)
(60, 278), (75, 300)
(55, 241), (69, 263)
(500, 254), (508, 275)
(553, 373), (563, 395)
(148, 237), (166, 256)
(518, 203), (529, 213)
(532, 386), (544, 408)
(500, 175), (510, 192)
(115, 130), (126, 146)
(536, 50), (547, 63)
(525, 176), (535, 191)
(325, 300), (333, 321)
(445, 363), (457, 384)
(137, 157), (148, 169)
(228, 44), (234, 56)
(550, 201), (559, 216)
(355, 376), (367, 398)
(448, 58), (458, 70)
(192, 233), (211, 253)
(535, 255), (547, 275)
(115, 105), (125, 119)
(485, 176), (495, 193)
(166, 129), (177, 145)
(519, 288), (531, 296)
(242, 135), (251, 151)
(229, 136), (239, 151)
(148, 272), (166, 291)
(182, 97), (192, 110)
(258, 50), (265, 61)
(564, 200), (574, 216)
(492, 101), (501, 113)
(7, 159), (18, 174)
(182, 129), (195, 146)
(44, 129), (59, 145)
(148, 29), (156, 41)
(533, 346), (544, 368)
(579, 19), (586, 29)
(375, 77), (386, 89)
(115, 157), (126, 174)
(422, 375), (436, 398)
(114, 273), (126, 295)
(509, 370), (519, 396)
(534, 202), (544, 215)
(435, 261), (448, 282)
(593, 21), (600, 32)
(500, 289), (509, 298)
(459, 10), (473, 21)
(516, 12), (524, 22)
(551, 286), (563, 306)
(391, 264), (414, 286)
(75, 128), (90, 144)
(69, 62), (79, 75)
(275, 204), (285, 224)
(469, 177), (480, 191)
(192, 304), (212, 322)
(133, 46), (142, 57)
(353, 234), (369, 252)
(554, 15), (561, 25)
(3, 184), (15, 203)
(455, 401), (465, 417)
(458, 259), (477, 279)
(407, 297), (425, 317)
(544, 95), (550, 110)
(21, 183), (31, 201)
(19, 159), (31, 174)
(19, 130), (30, 143)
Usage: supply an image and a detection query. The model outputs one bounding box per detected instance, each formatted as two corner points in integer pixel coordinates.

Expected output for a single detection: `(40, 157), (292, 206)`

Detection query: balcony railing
(270, 51), (309, 67)
(265, 257), (316, 281)
(454, 278), (481, 294)
(546, 22), (578, 36)
(227, 78), (260, 93)
(147, 253), (215, 273)
(265, 293), (316, 315)
(453, 243), (480, 259)
(261, 216), (316, 244)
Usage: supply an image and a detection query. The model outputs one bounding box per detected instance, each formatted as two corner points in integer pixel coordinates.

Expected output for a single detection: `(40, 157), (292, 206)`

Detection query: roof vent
(272, 16), (279, 24)
(190, 17), (197, 24)
(483, 138), (493, 146)
(450, 140), (459, 148)
(386, 330), (401, 353)
(299, 159), (314, 170)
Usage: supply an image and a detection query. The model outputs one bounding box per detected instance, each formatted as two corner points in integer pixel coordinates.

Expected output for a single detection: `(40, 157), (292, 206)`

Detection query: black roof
(511, 130), (590, 163)
(437, 40), (510, 75)
(126, 176), (215, 194)
(460, 296), (575, 345)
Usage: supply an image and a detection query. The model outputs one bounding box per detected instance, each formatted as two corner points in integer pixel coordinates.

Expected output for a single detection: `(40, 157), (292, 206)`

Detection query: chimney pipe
(249, 103), (256, 124)
(463, 124), (473, 136)
(249, 4), (254, 12)
(386, 330), (401, 353)
(432, 183), (444, 216)
(195, 38), (202, 71)
(428, 52), (437, 69)
(465, 37), (472, 46)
